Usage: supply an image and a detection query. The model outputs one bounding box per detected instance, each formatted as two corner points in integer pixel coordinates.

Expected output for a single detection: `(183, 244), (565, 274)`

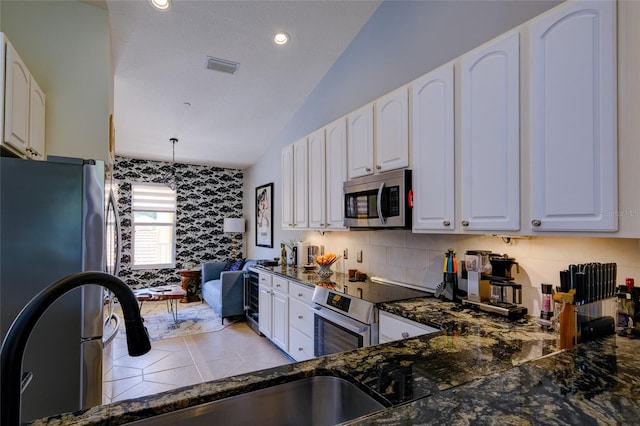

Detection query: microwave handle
(377, 182), (386, 225)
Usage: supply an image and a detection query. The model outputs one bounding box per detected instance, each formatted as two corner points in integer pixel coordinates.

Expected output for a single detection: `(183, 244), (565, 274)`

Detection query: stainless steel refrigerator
(0, 156), (106, 422)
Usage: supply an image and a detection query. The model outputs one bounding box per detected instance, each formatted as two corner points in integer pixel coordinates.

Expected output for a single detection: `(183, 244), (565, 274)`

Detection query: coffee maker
(296, 242), (320, 269)
(463, 253), (528, 319)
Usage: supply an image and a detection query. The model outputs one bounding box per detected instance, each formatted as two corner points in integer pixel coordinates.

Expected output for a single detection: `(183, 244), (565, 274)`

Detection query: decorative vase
(317, 265), (334, 280)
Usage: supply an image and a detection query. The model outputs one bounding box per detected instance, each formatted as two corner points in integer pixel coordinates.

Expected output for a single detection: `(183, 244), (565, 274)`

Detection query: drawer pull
(298, 293), (303, 297)
(298, 315), (303, 319)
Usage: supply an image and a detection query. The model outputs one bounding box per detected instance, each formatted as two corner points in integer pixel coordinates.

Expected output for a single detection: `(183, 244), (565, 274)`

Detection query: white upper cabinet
(28, 78), (46, 160)
(282, 137), (309, 229)
(4, 41), (30, 155)
(292, 137), (309, 229)
(3, 38), (46, 160)
(281, 144), (294, 229)
(460, 31), (520, 231)
(347, 103), (374, 179)
(308, 128), (326, 229)
(528, 0), (617, 232)
(325, 118), (348, 229)
(375, 86), (409, 173)
(411, 63), (455, 232)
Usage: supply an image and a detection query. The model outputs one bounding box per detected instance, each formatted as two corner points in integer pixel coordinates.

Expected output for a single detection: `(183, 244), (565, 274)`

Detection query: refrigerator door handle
(21, 372), (33, 394)
(102, 312), (121, 347)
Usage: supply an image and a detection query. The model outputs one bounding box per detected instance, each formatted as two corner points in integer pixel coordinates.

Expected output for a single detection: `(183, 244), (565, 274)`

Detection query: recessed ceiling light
(149, 0), (170, 11)
(273, 32), (290, 45)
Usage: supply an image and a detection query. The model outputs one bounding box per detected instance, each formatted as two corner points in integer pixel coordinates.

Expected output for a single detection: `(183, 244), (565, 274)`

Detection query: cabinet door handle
(298, 293), (303, 297)
(401, 332), (409, 338)
(365, 167), (371, 172)
(298, 347), (304, 351)
(531, 219), (542, 227)
(298, 315), (303, 319)
(461, 220), (469, 227)
(443, 220), (451, 227)
(376, 165), (381, 170)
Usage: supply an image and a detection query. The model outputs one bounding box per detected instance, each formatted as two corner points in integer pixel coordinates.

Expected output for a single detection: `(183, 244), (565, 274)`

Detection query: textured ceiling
(107, 0), (380, 168)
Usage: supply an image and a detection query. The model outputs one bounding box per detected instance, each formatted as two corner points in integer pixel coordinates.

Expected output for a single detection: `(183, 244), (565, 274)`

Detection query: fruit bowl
(314, 253), (341, 279)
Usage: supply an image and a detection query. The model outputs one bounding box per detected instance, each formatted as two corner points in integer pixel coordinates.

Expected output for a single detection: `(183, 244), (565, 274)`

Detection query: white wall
(1, 0), (110, 162)
(296, 230), (640, 318)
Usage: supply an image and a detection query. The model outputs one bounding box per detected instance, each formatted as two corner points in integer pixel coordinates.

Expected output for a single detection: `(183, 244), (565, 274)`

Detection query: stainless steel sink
(127, 376), (385, 426)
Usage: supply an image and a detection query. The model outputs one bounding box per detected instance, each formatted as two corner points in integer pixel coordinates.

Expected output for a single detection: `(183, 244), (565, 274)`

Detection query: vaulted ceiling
(106, 0), (381, 168)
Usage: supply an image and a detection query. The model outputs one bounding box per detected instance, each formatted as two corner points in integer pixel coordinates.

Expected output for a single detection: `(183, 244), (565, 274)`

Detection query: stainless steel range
(311, 277), (431, 357)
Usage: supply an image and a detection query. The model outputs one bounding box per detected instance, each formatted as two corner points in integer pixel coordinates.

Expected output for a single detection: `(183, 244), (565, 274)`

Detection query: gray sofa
(201, 260), (255, 324)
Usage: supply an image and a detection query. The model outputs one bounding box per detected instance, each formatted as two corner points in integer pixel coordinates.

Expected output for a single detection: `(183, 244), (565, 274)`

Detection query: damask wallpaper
(113, 156), (244, 289)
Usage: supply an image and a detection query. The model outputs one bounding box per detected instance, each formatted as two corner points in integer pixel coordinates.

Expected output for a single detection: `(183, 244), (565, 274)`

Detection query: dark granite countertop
(29, 268), (640, 425)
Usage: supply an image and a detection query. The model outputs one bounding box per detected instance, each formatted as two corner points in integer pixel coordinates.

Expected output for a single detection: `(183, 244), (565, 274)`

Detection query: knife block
(558, 302), (577, 349)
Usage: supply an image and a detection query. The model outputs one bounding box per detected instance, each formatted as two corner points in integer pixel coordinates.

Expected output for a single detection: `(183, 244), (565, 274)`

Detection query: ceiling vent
(205, 56), (239, 75)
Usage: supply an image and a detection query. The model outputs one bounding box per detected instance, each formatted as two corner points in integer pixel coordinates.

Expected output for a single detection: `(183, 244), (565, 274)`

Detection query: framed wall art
(255, 182), (273, 248)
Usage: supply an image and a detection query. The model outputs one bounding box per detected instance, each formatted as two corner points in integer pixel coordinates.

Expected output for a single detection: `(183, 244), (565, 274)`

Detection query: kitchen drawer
(289, 326), (314, 361)
(289, 281), (314, 303)
(289, 297), (314, 336)
(258, 272), (272, 287)
(272, 276), (288, 293)
(379, 311), (439, 344)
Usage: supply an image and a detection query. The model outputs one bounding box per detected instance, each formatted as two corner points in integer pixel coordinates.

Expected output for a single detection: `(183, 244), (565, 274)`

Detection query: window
(131, 182), (176, 269)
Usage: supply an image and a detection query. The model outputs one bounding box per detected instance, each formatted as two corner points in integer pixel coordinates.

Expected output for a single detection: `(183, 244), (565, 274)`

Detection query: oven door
(312, 305), (371, 357)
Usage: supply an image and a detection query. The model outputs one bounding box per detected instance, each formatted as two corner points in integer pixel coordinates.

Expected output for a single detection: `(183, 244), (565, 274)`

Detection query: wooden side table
(178, 269), (201, 303)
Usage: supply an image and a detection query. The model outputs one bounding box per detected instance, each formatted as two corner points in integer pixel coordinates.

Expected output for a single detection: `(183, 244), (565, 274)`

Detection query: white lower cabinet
(287, 282), (315, 361)
(259, 274), (316, 360)
(378, 311), (439, 344)
(271, 286), (289, 352)
(258, 272), (289, 352)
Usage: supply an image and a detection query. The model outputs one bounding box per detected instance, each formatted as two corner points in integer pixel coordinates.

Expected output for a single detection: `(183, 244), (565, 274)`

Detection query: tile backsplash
(300, 231), (640, 316)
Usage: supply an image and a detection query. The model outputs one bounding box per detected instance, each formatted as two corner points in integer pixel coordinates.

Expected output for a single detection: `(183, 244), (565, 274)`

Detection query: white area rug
(112, 299), (229, 341)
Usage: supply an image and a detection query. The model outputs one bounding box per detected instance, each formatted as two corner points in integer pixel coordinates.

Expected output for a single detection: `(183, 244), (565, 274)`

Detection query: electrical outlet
(343, 249), (348, 260)
(357, 250), (363, 263)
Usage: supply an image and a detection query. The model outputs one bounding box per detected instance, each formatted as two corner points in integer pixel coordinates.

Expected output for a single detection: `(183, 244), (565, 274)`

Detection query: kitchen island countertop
(28, 275), (640, 425)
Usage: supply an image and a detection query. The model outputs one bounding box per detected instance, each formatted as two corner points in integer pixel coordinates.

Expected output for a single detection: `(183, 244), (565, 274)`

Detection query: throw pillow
(223, 258), (245, 272)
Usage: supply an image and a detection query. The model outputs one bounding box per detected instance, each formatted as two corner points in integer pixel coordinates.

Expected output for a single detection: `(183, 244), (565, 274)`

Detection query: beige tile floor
(102, 320), (293, 404)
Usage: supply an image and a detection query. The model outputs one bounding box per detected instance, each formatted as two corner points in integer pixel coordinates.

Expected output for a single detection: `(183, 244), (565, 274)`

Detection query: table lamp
(223, 217), (245, 259)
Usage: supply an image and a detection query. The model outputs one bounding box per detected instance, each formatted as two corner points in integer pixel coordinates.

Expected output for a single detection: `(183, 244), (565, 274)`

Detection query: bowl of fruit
(314, 253), (341, 279)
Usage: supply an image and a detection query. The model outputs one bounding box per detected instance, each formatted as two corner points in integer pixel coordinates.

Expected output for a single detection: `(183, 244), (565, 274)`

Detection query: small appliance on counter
(463, 250), (492, 302)
(296, 242), (320, 269)
(488, 253), (519, 280)
(462, 252), (527, 319)
(463, 281), (528, 320)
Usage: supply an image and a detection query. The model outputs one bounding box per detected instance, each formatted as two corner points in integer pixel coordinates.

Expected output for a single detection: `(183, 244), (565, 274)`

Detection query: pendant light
(163, 138), (178, 190)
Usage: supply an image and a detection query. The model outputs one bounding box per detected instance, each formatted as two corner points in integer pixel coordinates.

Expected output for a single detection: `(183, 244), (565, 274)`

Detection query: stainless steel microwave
(343, 169), (412, 229)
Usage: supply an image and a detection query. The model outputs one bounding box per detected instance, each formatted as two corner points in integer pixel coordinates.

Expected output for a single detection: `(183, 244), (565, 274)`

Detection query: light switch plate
(357, 250), (362, 263)
(343, 249), (348, 260)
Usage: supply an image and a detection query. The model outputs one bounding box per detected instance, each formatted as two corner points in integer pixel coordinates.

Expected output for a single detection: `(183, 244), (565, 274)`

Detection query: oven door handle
(376, 182), (386, 225)
(311, 305), (369, 334)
